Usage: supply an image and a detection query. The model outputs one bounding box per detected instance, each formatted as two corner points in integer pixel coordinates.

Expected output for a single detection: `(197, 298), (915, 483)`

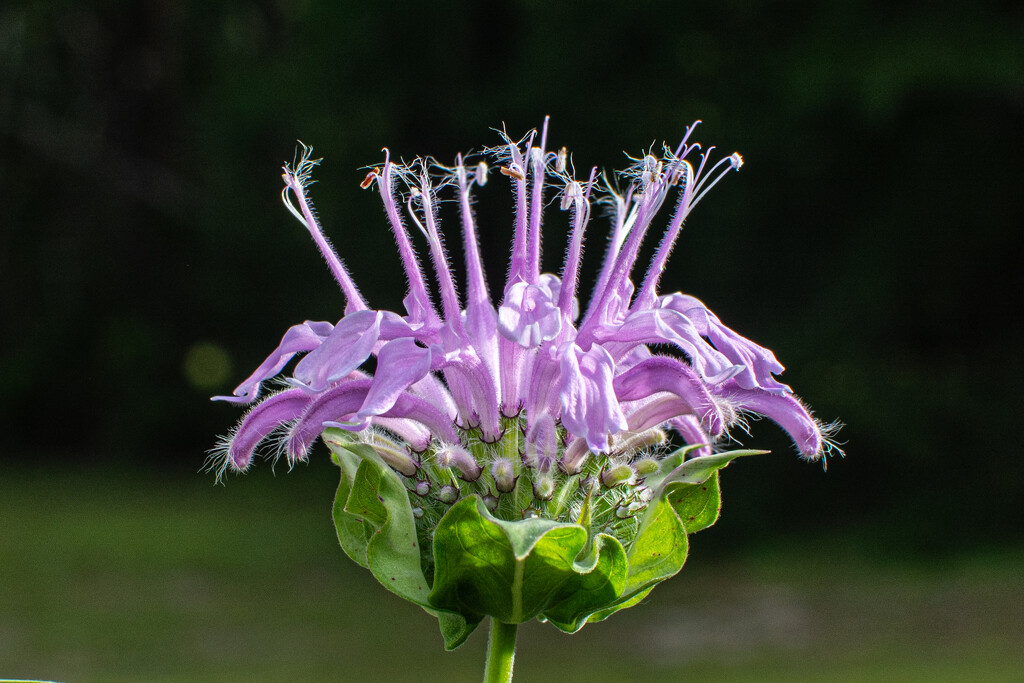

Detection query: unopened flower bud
(561, 438), (590, 475)
(437, 485), (459, 504)
(491, 457), (516, 493)
(364, 432), (419, 477)
(482, 494), (499, 512)
(613, 428), (666, 456)
(601, 463), (635, 488)
(633, 458), (660, 476)
(627, 500), (647, 514)
(412, 507), (424, 519)
(533, 474), (556, 501)
(435, 445), (482, 481)
(414, 480), (431, 497)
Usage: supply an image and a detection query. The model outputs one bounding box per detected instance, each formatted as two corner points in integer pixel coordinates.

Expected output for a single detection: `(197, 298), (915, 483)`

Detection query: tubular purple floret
(227, 387), (315, 471)
(557, 168), (597, 320)
(435, 444), (483, 481)
(376, 150), (439, 326)
(560, 437), (590, 474)
(281, 151), (367, 314)
(216, 121), (839, 486)
(410, 170), (464, 326)
(525, 117), (551, 283)
(524, 413), (559, 471)
(578, 174), (671, 336)
(454, 153), (492, 309)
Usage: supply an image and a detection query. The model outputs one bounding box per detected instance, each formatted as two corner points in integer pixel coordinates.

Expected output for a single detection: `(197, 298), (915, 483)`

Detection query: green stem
(483, 618), (518, 683)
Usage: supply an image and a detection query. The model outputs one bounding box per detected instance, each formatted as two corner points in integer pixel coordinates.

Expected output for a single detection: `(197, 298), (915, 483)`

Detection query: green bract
(326, 428), (760, 649)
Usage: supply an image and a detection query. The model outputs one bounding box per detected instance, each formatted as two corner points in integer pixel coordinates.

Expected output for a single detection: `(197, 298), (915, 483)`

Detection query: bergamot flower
(212, 119), (840, 679)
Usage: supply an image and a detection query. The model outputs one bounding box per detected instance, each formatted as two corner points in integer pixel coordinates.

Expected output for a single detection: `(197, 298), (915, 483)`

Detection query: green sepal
(587, 585), (655, 624)
(428, 496), (628, 631)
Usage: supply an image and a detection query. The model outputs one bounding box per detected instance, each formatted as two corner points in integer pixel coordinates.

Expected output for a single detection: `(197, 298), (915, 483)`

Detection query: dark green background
(1, 1), (1022, 679)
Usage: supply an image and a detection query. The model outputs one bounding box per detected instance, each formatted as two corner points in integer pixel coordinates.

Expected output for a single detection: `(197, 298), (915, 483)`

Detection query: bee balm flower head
(214, 120), (835, 479)
(211, 118), (841, 644)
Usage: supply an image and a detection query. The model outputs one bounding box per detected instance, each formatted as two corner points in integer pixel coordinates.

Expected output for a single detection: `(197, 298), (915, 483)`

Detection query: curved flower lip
(213, 119), (838, 475)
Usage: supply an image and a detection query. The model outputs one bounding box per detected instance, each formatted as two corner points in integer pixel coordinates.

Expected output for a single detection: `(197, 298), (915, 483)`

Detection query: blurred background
(2, 1), (1021, 681)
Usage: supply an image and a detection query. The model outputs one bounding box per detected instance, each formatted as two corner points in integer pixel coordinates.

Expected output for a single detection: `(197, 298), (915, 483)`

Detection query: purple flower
(212, 119), (838, 478)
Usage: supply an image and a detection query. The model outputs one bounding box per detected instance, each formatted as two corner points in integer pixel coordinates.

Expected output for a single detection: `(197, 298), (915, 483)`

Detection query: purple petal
(558, 343), (627, 453)
(625, 395), (707, 433)
(595, 308), (741, 384)
(381, 392), (461, 445)
(613, 356), (724, 435)
(356, 338), (432, 418)
(660, 293), (790, 394)
(288, 380), (372, 460)
(292, 310), (382, 391)
(668, 415), (713, 458)
(498, 280), (562, 348)
(371, 416), (432, 452)
(719, 381), (823, 457)
(227, 388), (314, 469)
(524, 412), (558, 471)
(213, 321), (333, 404)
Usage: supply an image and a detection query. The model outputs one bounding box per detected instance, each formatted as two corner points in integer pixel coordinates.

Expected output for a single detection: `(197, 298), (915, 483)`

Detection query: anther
(500, 165), (525, 181)
(560, 180), (584, 211)
(359, 167), (380, 189)
(475, 161), (489, 186)
(555, 147), (568, 173)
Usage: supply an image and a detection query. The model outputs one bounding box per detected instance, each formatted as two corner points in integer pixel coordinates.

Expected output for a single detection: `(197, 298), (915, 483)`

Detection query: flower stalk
(484, 619), (518, 683)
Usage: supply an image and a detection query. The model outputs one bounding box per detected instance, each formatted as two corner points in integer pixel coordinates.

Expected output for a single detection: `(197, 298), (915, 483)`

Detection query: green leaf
(664, 471), (722, 534)
(655, 449), (765, 490)
(428, 496), (628, 630)
(578, 492), (689, 624)
(328, 433), (484, 649)
(433, 610), (483, 651)
(587, 585), (655, 624)
(326, 433), (430, 606)
(644, 443), (707, 490)
(330, 443), (370, 569)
